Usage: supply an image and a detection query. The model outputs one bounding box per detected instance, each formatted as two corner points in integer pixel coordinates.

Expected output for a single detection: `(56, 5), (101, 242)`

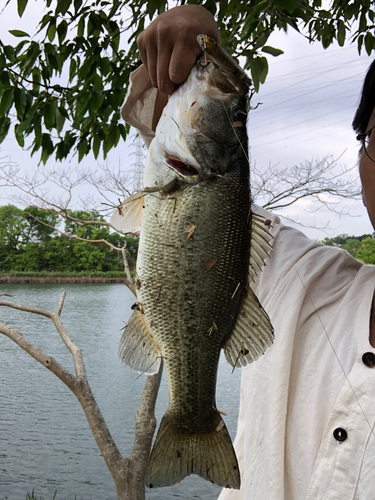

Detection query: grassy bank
(0, 271), (133, 284)
(1, 271), (129, 278)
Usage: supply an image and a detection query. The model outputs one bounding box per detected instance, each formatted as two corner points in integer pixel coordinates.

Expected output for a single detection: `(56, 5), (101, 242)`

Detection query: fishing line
(294, 264), (375, 437)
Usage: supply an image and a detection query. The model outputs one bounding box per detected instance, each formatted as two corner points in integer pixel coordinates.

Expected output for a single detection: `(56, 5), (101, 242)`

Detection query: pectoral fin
(119, 309), (161, 375)
(110, 192), (146, 234)
(110, 180), (181, 233)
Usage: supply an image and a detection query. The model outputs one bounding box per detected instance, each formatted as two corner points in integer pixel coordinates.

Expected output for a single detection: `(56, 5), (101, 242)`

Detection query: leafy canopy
(0, 204), (139, 272)
(1, 0), (375, 164)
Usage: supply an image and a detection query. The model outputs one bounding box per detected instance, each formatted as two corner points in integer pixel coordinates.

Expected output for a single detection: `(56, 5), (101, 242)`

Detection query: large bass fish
(112, 36), (274, 490)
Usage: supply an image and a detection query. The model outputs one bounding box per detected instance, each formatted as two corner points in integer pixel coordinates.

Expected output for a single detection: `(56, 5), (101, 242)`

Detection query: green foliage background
(0, 204), (138, 272)
(1, 0), (375, 163)
(322, 233), (375, 264)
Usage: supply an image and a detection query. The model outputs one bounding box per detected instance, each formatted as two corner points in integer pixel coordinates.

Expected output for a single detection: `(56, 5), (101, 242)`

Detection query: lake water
(0, 284), (241, 500)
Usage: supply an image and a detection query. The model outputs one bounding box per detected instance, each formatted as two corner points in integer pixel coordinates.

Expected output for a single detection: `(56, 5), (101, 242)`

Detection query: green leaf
(78, 57), (95, 80)
(262, 45), (284, 57)
(8, 29), (30, 38)
(91, 91), (105, 112)
(69, 58), (77, 83)
(359, 12), (367, 33)
(98, 57), (112, 76)
(77, 16), (85, 38)
(365, 32), (374, 56)
(357, 34), (364, 55)
(14, 124), (25, 147)
(0, 88), (15, 117)
(44, 43), (56, 55)
(44, 101), (56, 129)
(56, 0), (71, 15)
(14, 87), (26, 119)
(56, 106), (66, 135)
(75, 92), (91, 122)
(17, 0), (28, 17)
(0, 116), (11, 144)
(92, 134), (101, 159)
(46, 53), (59, 72)
(147, 0), (159, 19)
(78, 137), (88, 162)
(337, 19), (346, 47)
(4, 45), (16, 63)
(57, 20), (68, 44)
(34, 119), (42, 145)
(250, 57), (269, 92)
(41, 133), (54, 164)
(0, 53), (6, 72)
(118, 123), (128, 142)
(258, 57), (269, 84)
(47, 21), (56, 42)
(74, 0), (83, 14)
(32, 67), (41, 91)
(278, 0), (296, 14)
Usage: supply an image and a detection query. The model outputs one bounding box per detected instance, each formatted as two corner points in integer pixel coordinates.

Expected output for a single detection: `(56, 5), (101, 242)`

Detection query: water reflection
(0, 284), (241, 500)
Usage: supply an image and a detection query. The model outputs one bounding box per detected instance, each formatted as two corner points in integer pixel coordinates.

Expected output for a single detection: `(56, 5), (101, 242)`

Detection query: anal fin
(119, 309), (161, 375)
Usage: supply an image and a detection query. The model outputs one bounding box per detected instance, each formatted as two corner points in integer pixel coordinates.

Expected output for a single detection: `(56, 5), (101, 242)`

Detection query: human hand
(137, 5), (221, 95)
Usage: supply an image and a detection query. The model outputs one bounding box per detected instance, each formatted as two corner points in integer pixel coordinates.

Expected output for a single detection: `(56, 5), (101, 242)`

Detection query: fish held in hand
(113, 49), (274, 490)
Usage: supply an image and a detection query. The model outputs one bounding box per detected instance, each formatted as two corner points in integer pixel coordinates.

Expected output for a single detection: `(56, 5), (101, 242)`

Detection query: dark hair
(353, 59), (375, 134)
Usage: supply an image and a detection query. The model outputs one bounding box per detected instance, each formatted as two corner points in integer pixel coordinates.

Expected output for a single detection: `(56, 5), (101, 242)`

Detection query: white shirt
(121, 68), (375, 500)
(219, 207), (375, 500)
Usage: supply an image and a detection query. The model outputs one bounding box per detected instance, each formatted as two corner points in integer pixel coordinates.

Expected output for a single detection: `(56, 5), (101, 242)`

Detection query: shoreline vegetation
(0, 271), (129, 284)
(0, 205), (138, 277)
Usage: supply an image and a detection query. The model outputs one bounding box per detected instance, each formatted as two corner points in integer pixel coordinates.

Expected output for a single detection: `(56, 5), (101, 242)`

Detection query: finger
(169, 41), (201, 86)
(137, 34), (158, 88)
(157, 43), (178, 95)
(137, 32), (148, 68)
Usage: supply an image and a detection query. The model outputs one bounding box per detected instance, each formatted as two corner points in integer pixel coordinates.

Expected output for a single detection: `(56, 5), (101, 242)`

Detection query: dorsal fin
(223, 212), (275, 368)
(248, 212), (274, 282)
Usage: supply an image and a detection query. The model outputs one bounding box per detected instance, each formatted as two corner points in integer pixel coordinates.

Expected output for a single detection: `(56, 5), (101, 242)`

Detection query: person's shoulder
(252, 203), (319, 259)
(251, 204), (363, 297)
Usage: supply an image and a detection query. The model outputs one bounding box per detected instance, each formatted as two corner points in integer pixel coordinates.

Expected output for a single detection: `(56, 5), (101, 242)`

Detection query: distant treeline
(321, 233), (375, 264)
(0, 205), (138, 273)
(2, 205), (375, 272)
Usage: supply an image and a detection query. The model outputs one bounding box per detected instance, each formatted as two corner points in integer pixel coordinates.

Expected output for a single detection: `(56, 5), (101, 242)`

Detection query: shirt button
(362, 352), (375, 368)
(333, 428), (348, 442)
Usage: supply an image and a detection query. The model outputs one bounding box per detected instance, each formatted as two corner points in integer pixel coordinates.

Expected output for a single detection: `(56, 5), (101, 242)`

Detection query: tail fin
(146, 411), (240, 489)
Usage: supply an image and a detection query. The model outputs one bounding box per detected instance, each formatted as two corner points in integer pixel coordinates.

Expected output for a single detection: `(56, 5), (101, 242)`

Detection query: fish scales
(138, 171), (250, 428)
(116, 52), (274, 490)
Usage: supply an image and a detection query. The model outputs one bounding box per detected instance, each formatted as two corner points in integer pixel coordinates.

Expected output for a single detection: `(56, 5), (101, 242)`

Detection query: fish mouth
(165, 153), (199, 177)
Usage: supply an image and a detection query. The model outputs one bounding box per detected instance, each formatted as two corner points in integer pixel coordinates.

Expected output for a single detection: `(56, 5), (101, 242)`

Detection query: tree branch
(0, 293), (163, 499)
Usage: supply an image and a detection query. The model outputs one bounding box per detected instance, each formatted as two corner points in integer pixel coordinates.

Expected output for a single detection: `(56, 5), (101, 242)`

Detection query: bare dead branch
(23, 210), (123, 251)
(0, 293), (163, 500)
(0, 322), (78, 391)
(250, 154), (361, 230)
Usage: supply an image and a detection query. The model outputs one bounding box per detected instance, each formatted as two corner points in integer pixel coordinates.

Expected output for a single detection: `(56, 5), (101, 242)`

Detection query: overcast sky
(0, 3), (374, 240)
